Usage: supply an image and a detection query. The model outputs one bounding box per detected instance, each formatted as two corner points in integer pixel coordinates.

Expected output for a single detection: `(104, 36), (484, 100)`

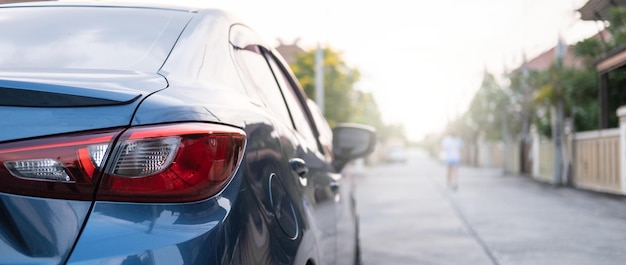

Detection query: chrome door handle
(289, 158), (308, 177)
(329, 181), (340, 192)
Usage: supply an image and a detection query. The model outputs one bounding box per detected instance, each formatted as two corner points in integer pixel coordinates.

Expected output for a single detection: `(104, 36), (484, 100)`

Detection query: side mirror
(332, 123), (376, 171)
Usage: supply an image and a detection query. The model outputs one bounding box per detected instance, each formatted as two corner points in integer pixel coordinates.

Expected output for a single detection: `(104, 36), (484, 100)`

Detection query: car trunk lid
(0, 70), (167, 264)
(0, 70), (167, 142)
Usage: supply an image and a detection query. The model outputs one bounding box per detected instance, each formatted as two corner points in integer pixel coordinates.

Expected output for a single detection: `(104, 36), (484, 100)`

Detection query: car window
(234, 47), (293, 127)
(0, 7), (191, 71)
(264, 52), (321, 153)
(307, 99), (333, 156)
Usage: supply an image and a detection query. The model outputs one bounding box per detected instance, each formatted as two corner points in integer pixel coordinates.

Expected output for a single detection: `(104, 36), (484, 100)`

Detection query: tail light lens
(0, 130), (121, 200)
(0, 123), (246, 203)
(97, 123), (246, 203)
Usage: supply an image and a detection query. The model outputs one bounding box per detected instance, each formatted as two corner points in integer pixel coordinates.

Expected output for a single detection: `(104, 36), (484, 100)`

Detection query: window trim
(261, 48), (326, 155)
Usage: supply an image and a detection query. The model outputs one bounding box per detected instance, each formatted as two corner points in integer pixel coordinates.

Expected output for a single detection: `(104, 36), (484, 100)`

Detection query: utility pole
(553, 36), (566, 185)
(502, 67), (510, 173)
(315, 43), (324, 114)
(520, 53), (532, 175)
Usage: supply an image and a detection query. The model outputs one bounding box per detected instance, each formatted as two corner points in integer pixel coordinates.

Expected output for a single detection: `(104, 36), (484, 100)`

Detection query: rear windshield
(0, 6), (192, 71)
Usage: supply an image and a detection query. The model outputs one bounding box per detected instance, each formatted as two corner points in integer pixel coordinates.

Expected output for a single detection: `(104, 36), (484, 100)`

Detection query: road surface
(353, 148), (626, 265)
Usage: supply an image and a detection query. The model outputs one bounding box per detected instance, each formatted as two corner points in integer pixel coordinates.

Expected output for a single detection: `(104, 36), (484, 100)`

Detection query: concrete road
(353, 148), (626, 265)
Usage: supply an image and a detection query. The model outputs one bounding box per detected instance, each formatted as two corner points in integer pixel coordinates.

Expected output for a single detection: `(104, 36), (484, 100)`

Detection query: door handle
(329, 181), (340, 192)
(289, 158), (308, 177)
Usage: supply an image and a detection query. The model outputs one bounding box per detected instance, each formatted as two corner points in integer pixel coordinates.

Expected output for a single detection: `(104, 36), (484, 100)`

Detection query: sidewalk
(354, 149), (626, 265)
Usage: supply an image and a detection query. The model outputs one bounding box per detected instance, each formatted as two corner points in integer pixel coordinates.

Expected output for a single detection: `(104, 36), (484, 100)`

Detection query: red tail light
(0, 123), (246, 203)
(0, 130), (121, 200)
(98, 123), (246, 203)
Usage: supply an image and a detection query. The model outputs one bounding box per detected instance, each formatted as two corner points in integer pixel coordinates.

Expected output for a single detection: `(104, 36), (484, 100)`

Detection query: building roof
(595, 42), (626, 72)
(275, 38), (304, 65)
(517, 45), (582, 72)
(578, 0), (626, 20)
(514, 30), (610, 73)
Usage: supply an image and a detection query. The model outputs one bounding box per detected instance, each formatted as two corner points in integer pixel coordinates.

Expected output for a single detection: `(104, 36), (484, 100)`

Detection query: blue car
(0, 2), (375, 264)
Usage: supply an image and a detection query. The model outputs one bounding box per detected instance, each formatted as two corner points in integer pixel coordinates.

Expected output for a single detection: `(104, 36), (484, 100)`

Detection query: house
(522, 43), (583, 71)
(578, 0), (626, 128)
(275, 38), (305, 65)
(510, 0), (626, 195)
(578, 0), (626, 20)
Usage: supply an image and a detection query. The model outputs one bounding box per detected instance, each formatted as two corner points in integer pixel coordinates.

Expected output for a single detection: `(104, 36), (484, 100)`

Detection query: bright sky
(101, 0), (603, 141)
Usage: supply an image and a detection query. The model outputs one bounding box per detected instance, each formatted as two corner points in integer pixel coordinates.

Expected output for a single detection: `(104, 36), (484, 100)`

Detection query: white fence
(572, 129), (622, 194)
(462, 141), (520, 172)
(465, 127), (624, 195)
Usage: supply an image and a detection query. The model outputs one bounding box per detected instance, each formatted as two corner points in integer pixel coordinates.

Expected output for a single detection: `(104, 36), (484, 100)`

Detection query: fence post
(617, 106), (626, 194)
(563, 118), (573, 185)
(532, 126), (540, 177)
(478, 135), (487, 167)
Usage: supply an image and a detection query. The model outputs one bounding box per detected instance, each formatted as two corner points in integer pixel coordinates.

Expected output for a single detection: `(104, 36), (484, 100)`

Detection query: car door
(262, 50), (349, 264)
(230, 42), (307, 263)
(229, 22), (350, 262)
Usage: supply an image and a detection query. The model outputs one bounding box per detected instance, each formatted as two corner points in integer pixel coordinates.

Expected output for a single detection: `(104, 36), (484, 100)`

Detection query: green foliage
(573, 38), (606, 61)
(378, 123), (407, 144)
(460, 57), (598, 140)
(290, 46), (403, 142)
(509, 69), (551, 137)
(605, 71), (626, 127)
(349, 90), (384, 128)
(599, 7), (626, 128)
(560, 6), (626, 134)
(564, 67), (598, 130)
(445, 6), (626, 143)
(291, 47), (358, 127)
(608, 7), (626, 45)
(460, 71), (512, 141)
(527, 61), (598, 135)
(574, 6), (626, 60)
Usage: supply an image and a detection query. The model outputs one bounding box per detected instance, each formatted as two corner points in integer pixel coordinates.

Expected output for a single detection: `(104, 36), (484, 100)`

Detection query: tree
(349, 90), (384, 129)
(573, 6), (626, 129)
(290, 46), (400, 142)
(290, 47), (360, 127)
(532, 65), (597, 134)
(450, 71), (513, 166)
(525, 39), (602, 184)
(463, 71), (512, 140)
(574, 7), (626, 60)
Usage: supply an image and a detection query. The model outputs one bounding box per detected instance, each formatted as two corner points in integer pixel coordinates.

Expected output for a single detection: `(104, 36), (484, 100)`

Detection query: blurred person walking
(441, 130), (463, 190)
